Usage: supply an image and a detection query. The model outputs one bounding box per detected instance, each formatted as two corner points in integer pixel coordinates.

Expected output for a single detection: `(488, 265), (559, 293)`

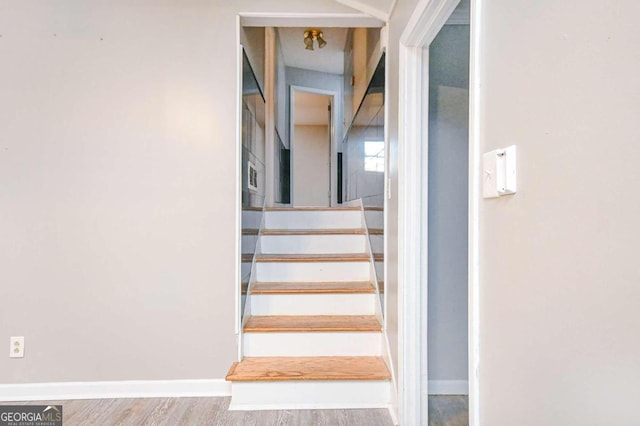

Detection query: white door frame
(289, 85), (337, 207)
(235, 13), (385, 360)
(397, 0), (480, 425)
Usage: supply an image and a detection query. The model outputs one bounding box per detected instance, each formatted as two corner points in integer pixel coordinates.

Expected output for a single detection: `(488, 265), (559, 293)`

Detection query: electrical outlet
(10, 336), (24, 358)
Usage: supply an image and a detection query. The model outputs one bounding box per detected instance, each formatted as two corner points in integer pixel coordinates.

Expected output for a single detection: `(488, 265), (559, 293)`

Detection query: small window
(364, 141), (384, 172)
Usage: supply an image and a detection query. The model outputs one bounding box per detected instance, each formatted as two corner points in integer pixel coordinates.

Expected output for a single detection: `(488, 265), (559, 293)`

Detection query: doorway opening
(236, 15), (391, 416)
(398, 0), (477, 424)
(290, 87), (334, 207)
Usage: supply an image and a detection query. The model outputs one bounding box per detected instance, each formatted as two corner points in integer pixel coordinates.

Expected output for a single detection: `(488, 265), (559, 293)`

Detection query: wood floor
(429, 395), (469, 426)
(14, 396), (468, 425)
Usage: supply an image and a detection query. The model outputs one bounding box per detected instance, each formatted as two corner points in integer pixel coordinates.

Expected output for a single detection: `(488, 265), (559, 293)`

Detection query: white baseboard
(428, 380), (469, 395)
(228, 402), (391, 411)
(0, 379), (231, 402)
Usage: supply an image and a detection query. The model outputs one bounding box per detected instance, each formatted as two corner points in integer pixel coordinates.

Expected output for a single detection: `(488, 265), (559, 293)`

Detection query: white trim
(264, 27), (276, 207)
(382, 47), (397, 424)
(332, 0), (391, 22)
(428, 380), (469, 395)
(289, 85), (338, 207)
(400, 0), (461, 46)
(397, 43), (430, 426)
(238, 12), (383, 28)
(229, 402), (392, 411)
(468, 0), (482, 423)
(235, 20), (243, 343)
(0, 380), (231, 402)
(398, 0), (478, 425)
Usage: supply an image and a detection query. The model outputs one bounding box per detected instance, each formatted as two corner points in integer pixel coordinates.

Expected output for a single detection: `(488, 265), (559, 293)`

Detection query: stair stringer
(358, 200), (399, 422)
(238, 205), (267, 361)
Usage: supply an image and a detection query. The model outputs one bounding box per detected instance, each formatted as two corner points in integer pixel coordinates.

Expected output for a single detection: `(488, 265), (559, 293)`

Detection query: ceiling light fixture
(303, 29), (327, 51)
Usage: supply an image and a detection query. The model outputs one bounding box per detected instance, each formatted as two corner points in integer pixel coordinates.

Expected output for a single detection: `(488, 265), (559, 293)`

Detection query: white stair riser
(228, 380), (391, 410)
(260, 234), (366, 254)
(256, 261), (370, 282)
(250, 294), (376, 315)
(265, 211), (362, 229)
(243, 332), (382, 356)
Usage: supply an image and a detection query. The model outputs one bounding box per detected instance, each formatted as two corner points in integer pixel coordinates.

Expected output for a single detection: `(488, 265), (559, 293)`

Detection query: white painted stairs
(227, 206), (391, 410)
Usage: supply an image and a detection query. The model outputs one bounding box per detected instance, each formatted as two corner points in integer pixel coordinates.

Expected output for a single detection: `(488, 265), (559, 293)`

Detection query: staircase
(227, 206), (391, 410)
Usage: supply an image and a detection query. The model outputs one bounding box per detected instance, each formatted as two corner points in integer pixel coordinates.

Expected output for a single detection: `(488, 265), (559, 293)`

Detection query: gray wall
(427, 25), (470, 388)
(240, 27), (265, 93)
(0, 0), (358, 384)
(479, 0), (640, 424)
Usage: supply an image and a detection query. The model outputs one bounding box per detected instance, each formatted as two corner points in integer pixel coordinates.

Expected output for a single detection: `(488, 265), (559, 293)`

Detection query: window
(364, 141), (384, 172)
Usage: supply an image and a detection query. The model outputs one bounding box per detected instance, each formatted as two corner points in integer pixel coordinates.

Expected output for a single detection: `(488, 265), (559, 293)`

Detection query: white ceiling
(333, 0), (468, 24)
(294, 92), (331, 126)
(333, 0), (395, 21)
(277, 27), (349, 75)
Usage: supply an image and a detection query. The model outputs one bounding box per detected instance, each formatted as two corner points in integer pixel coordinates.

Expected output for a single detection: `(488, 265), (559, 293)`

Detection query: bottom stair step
(226, 356), (391, 381)
(226, 357), (392, 410)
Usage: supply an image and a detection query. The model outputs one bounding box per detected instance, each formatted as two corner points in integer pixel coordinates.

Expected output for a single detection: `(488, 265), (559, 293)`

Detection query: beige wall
(479, 0), (640, 424)
(292, 125), (331, 207)
(0, 0), (357, 384)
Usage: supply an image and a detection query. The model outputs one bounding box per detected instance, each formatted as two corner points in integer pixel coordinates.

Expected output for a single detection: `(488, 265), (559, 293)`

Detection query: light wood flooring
(14, 396), (468, 425)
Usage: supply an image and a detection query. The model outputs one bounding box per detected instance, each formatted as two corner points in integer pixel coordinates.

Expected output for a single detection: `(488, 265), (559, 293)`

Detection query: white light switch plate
(483, 145), (517, 198)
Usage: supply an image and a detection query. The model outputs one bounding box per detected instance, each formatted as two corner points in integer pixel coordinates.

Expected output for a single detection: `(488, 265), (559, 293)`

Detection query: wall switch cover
(483, 145), (517, 198)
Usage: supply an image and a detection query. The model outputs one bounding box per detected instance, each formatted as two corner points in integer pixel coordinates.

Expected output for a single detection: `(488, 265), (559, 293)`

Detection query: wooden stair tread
(262, 229), (365, 236)
(251, 281), (375, 294)
(226, 356), (390, 382)
(368, 228), (384, 235)
(242, 228), (259, 236)
(373, 253), (384, 261)
(241, 254), (253, 262)
(244, 315), (381, 332)
(242, 207), (263, 211)
(256, 253), (370, 262)
(364, 207), (384, 211)
(266, 206), (360, 211)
